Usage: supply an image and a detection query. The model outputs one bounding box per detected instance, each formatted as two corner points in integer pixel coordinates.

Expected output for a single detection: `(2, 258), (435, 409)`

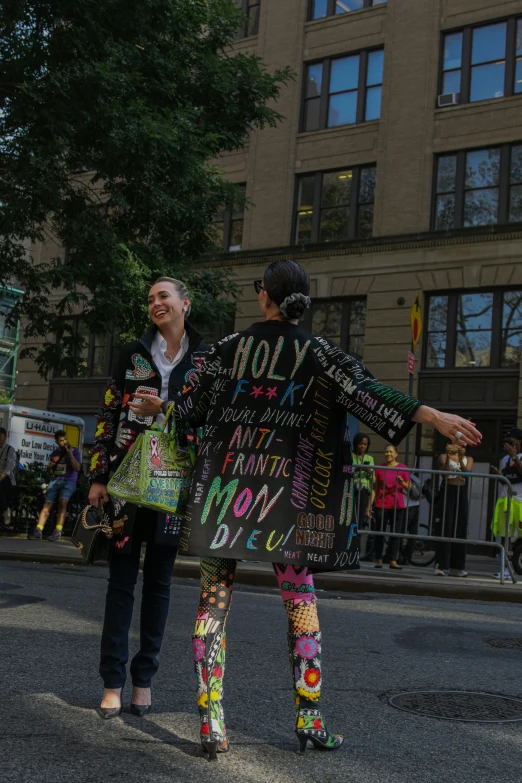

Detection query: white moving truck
(0, 405), (85, 468)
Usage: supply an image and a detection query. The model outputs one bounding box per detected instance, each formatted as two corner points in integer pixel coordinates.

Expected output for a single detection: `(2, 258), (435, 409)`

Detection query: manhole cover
(486, 638), (522, 650)
(388, 691), (522, 722)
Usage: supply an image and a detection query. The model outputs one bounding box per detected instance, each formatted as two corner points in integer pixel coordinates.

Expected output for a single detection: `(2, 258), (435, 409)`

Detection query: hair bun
(279, 293), (311, 320)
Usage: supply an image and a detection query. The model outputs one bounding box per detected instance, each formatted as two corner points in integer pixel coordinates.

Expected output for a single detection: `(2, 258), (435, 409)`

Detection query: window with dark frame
(302, 48), (384, 132)
(55, 318), (114, 378)
(433, 143), (522, 230)
(294, 165), (376, 244)
(309, 0), (386, 21)
(301, 298), (367, 360)
(236, 0), (260, 38)
(212, 184), (246, 252)
(439, 17), (522, 105)
(424, 290), (522, 370)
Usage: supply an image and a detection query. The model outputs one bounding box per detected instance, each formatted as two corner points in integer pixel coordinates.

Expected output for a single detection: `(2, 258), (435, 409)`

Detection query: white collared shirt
(151, 330), (189, 425)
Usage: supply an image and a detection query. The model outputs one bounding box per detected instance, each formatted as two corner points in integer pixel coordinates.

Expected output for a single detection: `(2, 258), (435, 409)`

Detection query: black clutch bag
(72, 505), (114, 564)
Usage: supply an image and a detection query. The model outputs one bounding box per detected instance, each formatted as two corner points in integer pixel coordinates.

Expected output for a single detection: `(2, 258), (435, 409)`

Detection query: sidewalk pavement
(1, 533), (520, 603)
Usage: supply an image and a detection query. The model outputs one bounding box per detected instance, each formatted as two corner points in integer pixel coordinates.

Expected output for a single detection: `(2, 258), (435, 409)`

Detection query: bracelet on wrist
(161, 400), (171, 415)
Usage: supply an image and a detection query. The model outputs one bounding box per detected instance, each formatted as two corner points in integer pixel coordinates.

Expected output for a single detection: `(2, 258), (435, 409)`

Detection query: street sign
(408, 351), (415, 374)
(410, 293), (422, 352)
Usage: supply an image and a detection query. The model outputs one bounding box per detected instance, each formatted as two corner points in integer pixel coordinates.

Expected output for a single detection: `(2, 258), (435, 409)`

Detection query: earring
(183, 307), (187, 312)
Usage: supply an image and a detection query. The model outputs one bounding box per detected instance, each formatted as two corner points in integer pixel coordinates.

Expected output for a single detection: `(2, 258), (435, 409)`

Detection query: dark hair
(54, 429), (67, 442)
(0, 427), (6, 437)
(385, 444), (397, 451)
(353, 432), (371, 451)
(503, 428), (522, 443)
(263, 260), (311, 320)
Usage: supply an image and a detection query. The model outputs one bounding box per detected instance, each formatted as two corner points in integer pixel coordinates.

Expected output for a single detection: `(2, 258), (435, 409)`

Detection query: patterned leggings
(194, 558), (320, 636)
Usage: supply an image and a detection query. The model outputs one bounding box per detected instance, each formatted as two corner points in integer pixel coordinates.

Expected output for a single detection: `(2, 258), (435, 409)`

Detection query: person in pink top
(372, 444), (411, 570)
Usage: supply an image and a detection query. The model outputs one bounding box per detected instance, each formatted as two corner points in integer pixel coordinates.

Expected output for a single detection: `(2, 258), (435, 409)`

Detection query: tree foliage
(0, 0), (291, 377)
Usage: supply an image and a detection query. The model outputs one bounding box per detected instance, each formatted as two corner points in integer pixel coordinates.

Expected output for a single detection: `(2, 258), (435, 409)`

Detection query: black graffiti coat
(174, 320), (421, 572)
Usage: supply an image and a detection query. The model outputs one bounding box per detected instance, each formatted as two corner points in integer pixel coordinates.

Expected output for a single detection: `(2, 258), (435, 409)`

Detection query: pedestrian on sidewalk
(0, 427), (16, 527)
(491, 428), (522, 581)
(372, 445), (411, 570)
(352, 432), (374, 558)
(89, 277), (208, 721)
(129, 258), (482, 759)
(401, 472), (423, 564)
(29, 430), (81, 542)
(433, 441), (473, 578)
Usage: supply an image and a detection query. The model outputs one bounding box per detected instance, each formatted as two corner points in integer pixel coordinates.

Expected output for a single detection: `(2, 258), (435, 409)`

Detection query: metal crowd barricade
(352, 463), (517, 585)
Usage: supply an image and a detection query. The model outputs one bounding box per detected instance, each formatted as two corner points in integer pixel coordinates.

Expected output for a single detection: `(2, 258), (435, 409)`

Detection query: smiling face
(384, 445), (397, 465)
(147, 281), (190, 329)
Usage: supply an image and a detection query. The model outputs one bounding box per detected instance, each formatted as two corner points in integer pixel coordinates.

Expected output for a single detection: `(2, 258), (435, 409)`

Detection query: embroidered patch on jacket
(102, 380), (122, 409)
(127, 385), (158, 425)
(90, 447), (108, 476)
(115, 425), (136, 451)
(125, 354), (156, 380)
(94, 416), (114, 441)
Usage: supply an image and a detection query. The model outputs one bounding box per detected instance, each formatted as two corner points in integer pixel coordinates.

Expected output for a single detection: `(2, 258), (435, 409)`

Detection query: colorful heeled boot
(288, 631), (344, 753)
(192, 632), (229, 761)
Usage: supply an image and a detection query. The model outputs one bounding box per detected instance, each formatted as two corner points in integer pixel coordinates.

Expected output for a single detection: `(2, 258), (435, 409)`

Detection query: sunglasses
(254, 280), (265, 294)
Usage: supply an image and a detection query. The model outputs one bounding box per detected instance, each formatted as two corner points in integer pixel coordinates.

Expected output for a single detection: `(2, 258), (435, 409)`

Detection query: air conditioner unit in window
(438, 92), (460, 108)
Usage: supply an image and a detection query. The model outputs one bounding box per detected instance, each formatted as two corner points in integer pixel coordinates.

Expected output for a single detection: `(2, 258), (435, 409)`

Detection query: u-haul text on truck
(0, 405), (84, 468)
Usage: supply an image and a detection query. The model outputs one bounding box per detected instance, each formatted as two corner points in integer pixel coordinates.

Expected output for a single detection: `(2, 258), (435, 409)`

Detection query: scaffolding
(0, 285), (23, 402)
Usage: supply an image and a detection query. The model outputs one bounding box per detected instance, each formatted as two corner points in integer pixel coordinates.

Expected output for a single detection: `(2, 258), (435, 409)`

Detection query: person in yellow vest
(491, 428), (522, 581)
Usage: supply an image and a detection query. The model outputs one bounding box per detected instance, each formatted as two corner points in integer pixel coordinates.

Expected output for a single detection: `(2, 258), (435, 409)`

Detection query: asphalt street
(1, 560), (522, 783)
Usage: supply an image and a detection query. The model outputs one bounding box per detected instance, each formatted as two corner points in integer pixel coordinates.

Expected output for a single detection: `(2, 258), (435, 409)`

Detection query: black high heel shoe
(130, 686), (152, 717)
(130, 703), (152, 717)
(97, 686), (124, 720)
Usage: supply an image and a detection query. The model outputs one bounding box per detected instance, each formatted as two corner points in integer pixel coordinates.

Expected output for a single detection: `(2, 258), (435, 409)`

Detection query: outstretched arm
(312, 336), (482, 447)
(412, 406), (480, 447)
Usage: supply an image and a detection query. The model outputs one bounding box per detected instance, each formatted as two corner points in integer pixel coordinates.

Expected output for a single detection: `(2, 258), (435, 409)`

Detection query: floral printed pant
(194, 558), (320, 636)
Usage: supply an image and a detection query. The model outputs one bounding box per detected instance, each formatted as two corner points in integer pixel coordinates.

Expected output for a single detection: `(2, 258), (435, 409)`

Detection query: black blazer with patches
(90, 321), (208, 485)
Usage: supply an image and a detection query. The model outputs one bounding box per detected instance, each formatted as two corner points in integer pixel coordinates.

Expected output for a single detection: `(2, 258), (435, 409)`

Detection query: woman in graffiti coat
(129, 260), (481, 759)
(89, 277), (208, 719)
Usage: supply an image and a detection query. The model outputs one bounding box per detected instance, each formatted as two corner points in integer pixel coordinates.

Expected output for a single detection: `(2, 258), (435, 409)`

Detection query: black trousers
(0, 476), (12, 522)
(374, 507), (405, 562)
(403, 505), (420, 561)
(354, 487), (372, 556)
(99, 508), (178, 688)
(435, 484), (468, 571)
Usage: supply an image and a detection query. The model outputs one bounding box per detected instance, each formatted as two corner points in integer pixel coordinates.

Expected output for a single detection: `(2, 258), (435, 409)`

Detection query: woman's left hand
(414, 406), (481, 447)
(128, 393), (163, 417)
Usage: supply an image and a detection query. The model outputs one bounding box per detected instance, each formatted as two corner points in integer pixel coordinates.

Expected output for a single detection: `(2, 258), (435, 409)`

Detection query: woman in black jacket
(129, 261), (481, 758)
(89, 276), (208, 719)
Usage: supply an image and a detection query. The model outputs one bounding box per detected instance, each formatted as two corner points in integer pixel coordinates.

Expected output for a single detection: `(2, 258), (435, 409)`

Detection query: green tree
(0, 0), (291, 377)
